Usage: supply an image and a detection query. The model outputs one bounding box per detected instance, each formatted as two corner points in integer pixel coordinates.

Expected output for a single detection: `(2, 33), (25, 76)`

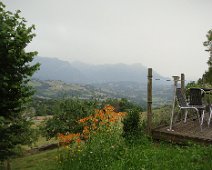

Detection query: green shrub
(122, 108), (143, 140)
(41, 99), (97, 139)
(102, 98), (144, 138)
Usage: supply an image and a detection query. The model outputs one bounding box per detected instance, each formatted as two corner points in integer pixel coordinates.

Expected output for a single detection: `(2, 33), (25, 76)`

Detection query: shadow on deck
(152, 119), (212, 145)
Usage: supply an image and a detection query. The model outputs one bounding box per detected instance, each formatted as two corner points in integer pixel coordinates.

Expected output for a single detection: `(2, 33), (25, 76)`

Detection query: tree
(202, 29), (212, 84)
(0, 2), (40, 163)
(101, 98), (143, 112)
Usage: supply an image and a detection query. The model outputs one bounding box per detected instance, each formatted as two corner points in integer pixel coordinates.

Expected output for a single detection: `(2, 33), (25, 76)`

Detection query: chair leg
(168, 104), (176, 131)
(200, 110), (205, 131)
(184, 110), (188, 123)
(196, 109), (201, 124)
(208, 107), (212, 127)
(168, 109), (175, 131)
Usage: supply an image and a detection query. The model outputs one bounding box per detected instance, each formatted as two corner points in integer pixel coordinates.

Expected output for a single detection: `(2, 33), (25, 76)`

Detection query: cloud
(2, 0), (212, 80)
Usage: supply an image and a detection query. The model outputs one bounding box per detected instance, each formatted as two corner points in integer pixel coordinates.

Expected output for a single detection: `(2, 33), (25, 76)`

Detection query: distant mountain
(31, 57), (173, 108)
(32, 56), (166, 84)
(32, 57), (86, 83)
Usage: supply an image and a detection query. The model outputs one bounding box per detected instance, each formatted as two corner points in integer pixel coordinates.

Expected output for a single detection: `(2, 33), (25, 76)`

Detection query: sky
(2, 0), (212, 80)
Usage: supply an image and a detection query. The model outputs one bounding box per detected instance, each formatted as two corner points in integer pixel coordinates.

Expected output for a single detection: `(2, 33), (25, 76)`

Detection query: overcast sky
(2, 0), (212, 80)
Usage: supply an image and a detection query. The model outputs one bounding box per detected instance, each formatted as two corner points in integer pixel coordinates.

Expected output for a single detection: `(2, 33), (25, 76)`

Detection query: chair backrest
(189, 88), (203, 105)
(176, 88), (187, 107)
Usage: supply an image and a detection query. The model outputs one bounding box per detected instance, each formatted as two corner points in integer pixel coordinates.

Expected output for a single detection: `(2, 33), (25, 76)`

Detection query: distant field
(30, 79), (172, 108)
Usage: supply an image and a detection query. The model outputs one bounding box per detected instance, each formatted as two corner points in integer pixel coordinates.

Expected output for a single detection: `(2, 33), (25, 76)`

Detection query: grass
(11, 106), (212, 170)
(11, 138), (212, 170)
(58, 136), (212, 170)
(11, 149), (59, 170)
(11, 117), (59, 170)
(123, 141), (212, 170)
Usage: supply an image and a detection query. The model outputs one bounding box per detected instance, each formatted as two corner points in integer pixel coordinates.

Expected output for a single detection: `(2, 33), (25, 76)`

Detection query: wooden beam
(152, 128), (212, 145)
(147, 68), (152, 135)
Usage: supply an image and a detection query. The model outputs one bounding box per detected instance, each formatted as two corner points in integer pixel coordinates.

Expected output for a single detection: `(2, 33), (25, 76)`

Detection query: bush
(42, 99), (97, 139)
(122, 108), (143, 139)
(102, 98), (144, 139)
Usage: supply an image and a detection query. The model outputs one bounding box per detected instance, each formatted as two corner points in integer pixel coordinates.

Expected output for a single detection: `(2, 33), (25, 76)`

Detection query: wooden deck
(152, 119), (212, 145)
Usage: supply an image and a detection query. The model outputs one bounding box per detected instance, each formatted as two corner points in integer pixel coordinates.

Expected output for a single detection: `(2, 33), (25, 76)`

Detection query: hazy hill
(30, 79), (109, 100)
(31, 79), (172, 108)
(32, 57), (86, 83)
(31, 57), (173, 108)
(32, 56), (166, 84)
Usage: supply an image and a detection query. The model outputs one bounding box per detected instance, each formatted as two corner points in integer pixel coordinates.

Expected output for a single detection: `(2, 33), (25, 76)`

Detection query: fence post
(147, 68), (152, 135)
(181, 73), (185, 95)
(180, 73), (186, 121)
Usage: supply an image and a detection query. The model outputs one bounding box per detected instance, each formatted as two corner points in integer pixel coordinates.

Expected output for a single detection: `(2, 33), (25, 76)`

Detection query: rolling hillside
(31, 57), (173, 108)
(31, 79), (172, 108)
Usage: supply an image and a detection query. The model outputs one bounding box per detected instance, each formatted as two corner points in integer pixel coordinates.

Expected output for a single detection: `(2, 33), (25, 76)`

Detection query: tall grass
(59, 135), (212, 170)
(11, 105), (212, 170)
(57, 105), (212, 170)
(59, 125), (124, 170)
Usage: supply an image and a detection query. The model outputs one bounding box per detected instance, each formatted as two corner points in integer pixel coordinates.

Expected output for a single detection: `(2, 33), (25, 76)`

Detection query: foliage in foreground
(57, 105), (126, 145)
(10, 135), (212, 170)
(58, 131), (212, 170)
(42, 98), (142, 140)
(57, 105), (126, 169)
(42, 99), (97, 139)
(0, 2), (39, 162)
(56, 105), (212, 170)
(10, 104), (212, 170)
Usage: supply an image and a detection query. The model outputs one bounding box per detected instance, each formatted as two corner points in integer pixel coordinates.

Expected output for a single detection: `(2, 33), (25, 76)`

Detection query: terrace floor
(152, 118), (212, 145)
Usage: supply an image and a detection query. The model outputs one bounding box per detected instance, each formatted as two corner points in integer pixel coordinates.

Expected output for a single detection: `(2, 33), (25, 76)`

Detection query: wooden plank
(152, 119), (212, 145)
(152, 129), (212, 145)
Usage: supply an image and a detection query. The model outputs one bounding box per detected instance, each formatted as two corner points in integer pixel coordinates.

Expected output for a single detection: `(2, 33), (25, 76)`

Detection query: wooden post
(181, 73), (185, 95)
(180, 73), (185, 121)
(147, 68), (152, 135)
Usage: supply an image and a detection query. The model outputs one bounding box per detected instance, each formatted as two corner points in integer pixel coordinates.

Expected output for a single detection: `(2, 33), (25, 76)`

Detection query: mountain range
(32, 56), (167, 84)
(31, 56), (173, 108)
(31, 79), (172, 109)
